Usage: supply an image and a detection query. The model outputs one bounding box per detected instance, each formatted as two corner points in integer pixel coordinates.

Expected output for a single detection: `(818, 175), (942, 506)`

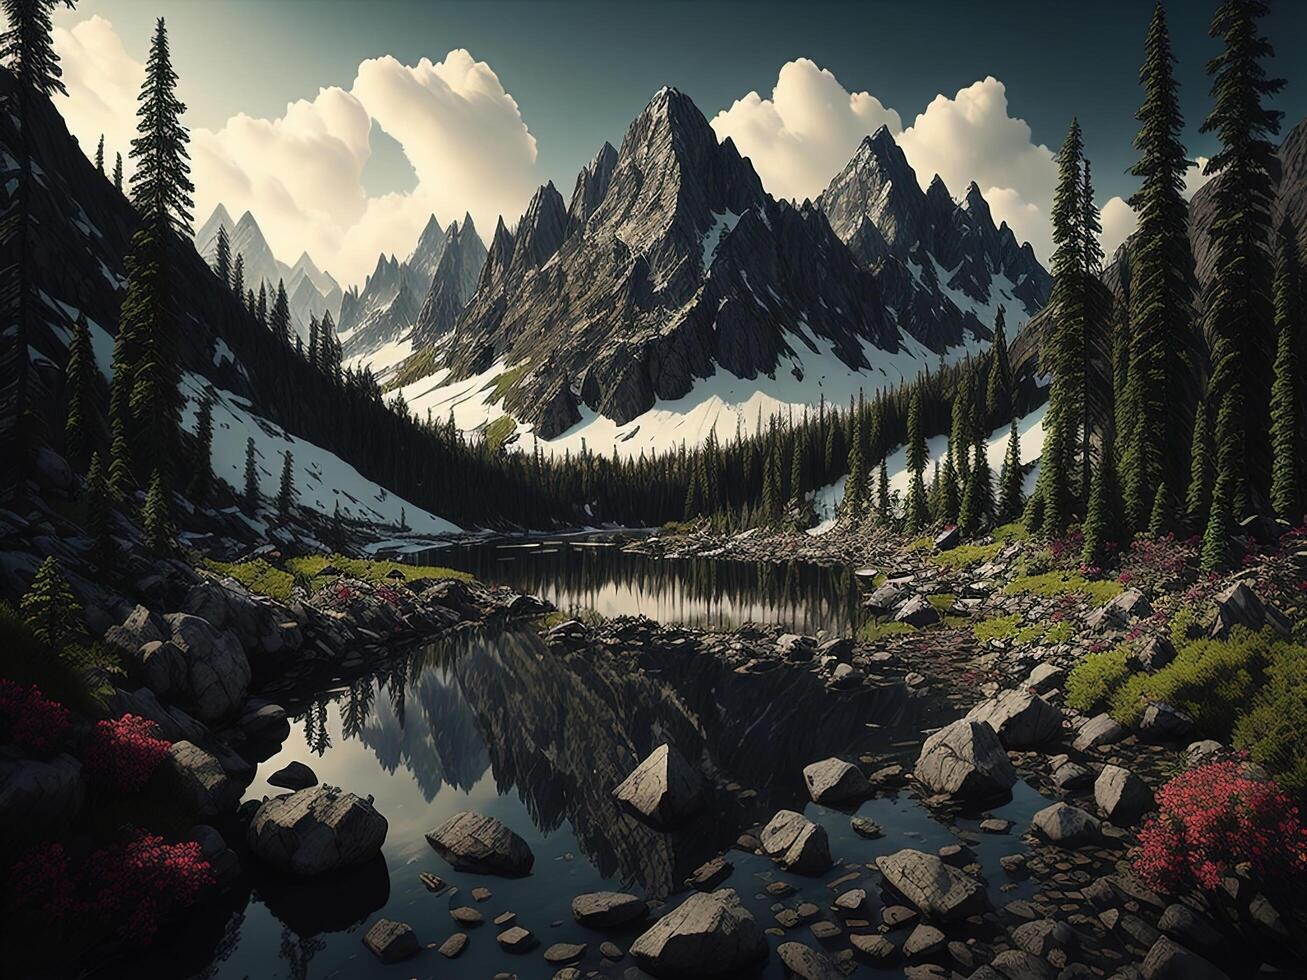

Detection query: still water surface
(103, 549), (1053, 980)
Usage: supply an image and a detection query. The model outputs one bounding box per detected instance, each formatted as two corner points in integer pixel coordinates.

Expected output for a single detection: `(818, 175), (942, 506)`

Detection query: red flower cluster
(85, 714), (171, 792)
(1135, 761), (1307, 893)
(0, 680), (70, 752)
(10, 831), (214, 944)
(374, 585), (402, 608)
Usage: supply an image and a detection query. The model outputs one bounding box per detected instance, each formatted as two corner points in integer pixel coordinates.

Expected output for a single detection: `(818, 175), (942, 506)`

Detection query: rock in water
(425, 811), (534, 876)
(629, 888), (767, 978)
(247, 785), (387, 875)
(777, 941), (841, 980)
(572, 891), (647, 928)
(965, 689), (1063, 748)
(759, 810), (832, 874)
(874, 849), (990, 923)
(363, 919), (419, 963)
(802, 757), (870, 804)
(913, 719), (1016, 800)
(161, 740), (245, 819)
(612, 743), (704, 828)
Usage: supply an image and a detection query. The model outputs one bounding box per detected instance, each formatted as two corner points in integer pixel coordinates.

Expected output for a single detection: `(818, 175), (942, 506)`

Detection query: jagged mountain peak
(567, 141), (619, 235)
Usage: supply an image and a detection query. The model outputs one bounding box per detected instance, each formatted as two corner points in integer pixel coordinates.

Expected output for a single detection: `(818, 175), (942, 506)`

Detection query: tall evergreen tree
(256, 283), (268, 327)
(20, 555), (80, 649)
(271, 279), (291, 343)
(94, 132), (104, 172)
(188, 390), (214, 506)
(1121, 2), (1198, 529)
(844, 412), (866, 521)
(84, 451), (115, 570)
(1, 0), (74, 504)
(112, 151), (122, 191)
(1200, 0), (1283, 520)
(1081, 450), (1122, 568)
(1185, 398), (1214, 530)
(232, 253), (245, 302)
(141, 469), (170, 552)
(876, 461), (891, 524)
(985, 306), (1013, 424)
(904, 387), (929, 531)
(277, 451), (296, 517)
(1269, 217), (1302, 521)
(308, 315), (320, 369)
(63, 313), (96, 466)
(215, 224), (231, 287)
(130, 18), (193, 236)
(950, 370), (975, 484)
(998, 419), (1024, 521)
(940, 453), (961, 525)
(242, 437), (258, 513)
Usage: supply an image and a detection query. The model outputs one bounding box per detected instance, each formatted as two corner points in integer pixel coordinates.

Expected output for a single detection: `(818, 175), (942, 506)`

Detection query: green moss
(1004, 570), (1124, 605)
(484, 415), (518, 451)
(203, 557), (296, 601)
(974, 614), (1021, 644)
(857, 619), (916, 642)
(1234, 640), (1307, 793)
(1066, 647), (1132, 713)
(1016, 623), (1046, 645)
(285, 553), (472, 592)
(388, 346), (441, 390)
(927, 593), (957, 611)
(904, 536), (935, 553)
(931, 542), (1002, 568)
(490, 364), (528, 402)
(1043, 621), (1074, 645)
(993, 522), (1029, 544)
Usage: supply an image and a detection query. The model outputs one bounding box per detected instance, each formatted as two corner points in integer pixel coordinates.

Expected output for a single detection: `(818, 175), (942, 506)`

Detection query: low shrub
(1234, 641), (1307, 794)
(11, 831), (215, 945)
(1134, 761), (1307, 893)
(857, 619), (915, 642)
(1005, 570), (1124, 605)
(1065, 647), (1131, 713)
(85, 714), (171, 792)
(202, 557), (295, 602)
(0, 604), (119, 714)
(0, 679), (71, 753)
(974, 614), (1021, 645)
(931, 542), (1002, 568)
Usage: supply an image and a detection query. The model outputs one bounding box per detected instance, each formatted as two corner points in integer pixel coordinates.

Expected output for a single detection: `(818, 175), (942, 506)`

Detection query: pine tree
(108, 413), (131, 500)
(1200, 0), (1284, 518)
(1, 0), (73, 504)
(308, 315), (320, 369)
(232, 253), (245, 302)
(950, 371), (975, 484)
(1082, 448), (1126, 568)
(84, 452), (115, 570)
(63, 313), (96, 466)
(277, 450), (295, 517)
(271, 279), (291, 343)
(94, 133), (104, 173)
(141, 469), (171, 552)
(1269, 217), (1302, 521)
(1184, 398), (1213, 531)
(844, 412), (866, 521)
(904, 387), (929, 532)
(242, 436), (258, 513)
(1148, 481), (1175, 537)
(215, 224), (231, 287)
(959, 436), (993, 538)
(876, 461), (891, 524)
(788, 434), (804, 510)
(683, 463), (703, 519)
(188, 390), (214, 506)
(940, 452), (961, 524)
(998, 419), (1024, 521)
(1121, 1), (1198, 529)
(985, 306), (1013, 424)
(256, 283), (267, 327)
(113, 152), (123, 191)
(130, 18), (194, 236)
(20, 555), (81, 650)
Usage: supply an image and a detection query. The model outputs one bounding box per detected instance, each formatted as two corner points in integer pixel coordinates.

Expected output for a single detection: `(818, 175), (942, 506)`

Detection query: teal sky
(57, 0), (1307, 210)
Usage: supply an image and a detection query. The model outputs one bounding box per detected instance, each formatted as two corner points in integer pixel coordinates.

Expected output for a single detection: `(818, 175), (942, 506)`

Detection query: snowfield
(179, 369), (460, 536)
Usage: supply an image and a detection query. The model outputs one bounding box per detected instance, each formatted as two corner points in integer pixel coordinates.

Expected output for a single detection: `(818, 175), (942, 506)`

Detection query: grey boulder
(802, 757), (869, 804)
(1141, 936), (1230, 979)
(571, 890), (647, 928)
(425, 810), (534, 876)
(759, 809), (832, 874)
(965, 689), (1063, 748)
(777, 941), (841, 980)
(139, 613), (250, 723)
(1094, 765), (1154, 826)
(895, 595), (940, 627)
(613, 743), (704, 828)
(363, 918), (419, 963)
(629, 888), (767, 978)
(914, 719), (1016, 800)
(874, 848), (989, 923)
(162, 740), (246, 818)
(247, 785), (387, 875)
(1032, 803), (1101, 846)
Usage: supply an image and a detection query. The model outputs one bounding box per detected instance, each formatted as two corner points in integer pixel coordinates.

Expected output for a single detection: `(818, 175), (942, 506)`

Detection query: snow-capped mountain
(193, 205), (343, 337)
(389, 87), (1049, 452)
(816, 126), (1051, 348)
(338, 214), (487, 365)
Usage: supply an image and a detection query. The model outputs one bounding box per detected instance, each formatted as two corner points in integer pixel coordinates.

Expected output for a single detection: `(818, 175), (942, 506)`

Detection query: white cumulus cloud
(709, 57), (901, 203)
(54, 16), (541, 285)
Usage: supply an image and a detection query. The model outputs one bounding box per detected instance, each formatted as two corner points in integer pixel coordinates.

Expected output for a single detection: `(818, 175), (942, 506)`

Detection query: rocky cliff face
(411, 217), (489, 347)
(429, 88), (930, 439)
(817, 127), (1051, 350)
(409, 88), (1048, 441)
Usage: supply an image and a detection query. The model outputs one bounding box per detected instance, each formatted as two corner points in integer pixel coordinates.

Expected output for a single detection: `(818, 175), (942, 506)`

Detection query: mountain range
(385, 86), (1051, 446)
(193, 205), (343, 339)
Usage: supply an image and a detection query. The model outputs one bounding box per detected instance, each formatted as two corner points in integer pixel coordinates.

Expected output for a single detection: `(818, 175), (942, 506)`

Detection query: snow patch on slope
(178, 372), (460, 535)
